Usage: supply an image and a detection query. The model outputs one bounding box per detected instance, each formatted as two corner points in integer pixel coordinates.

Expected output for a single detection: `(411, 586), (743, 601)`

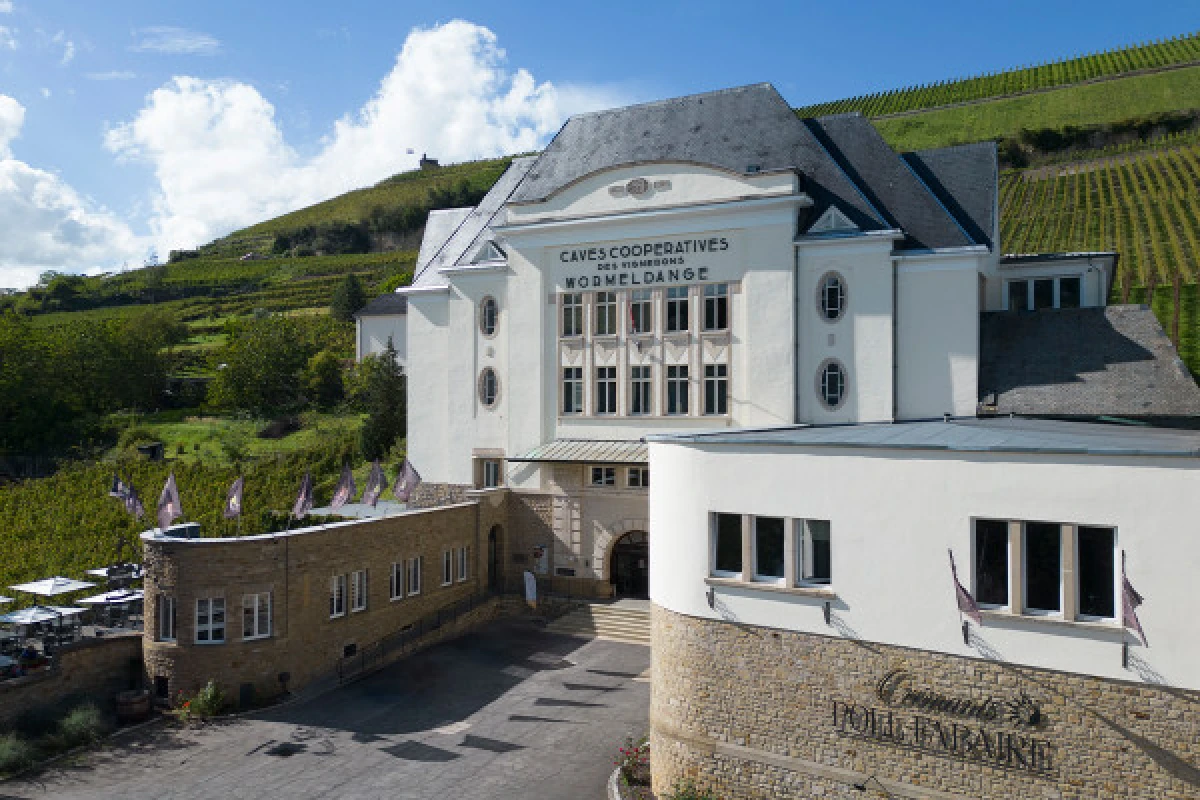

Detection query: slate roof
(646, 416), (1200, 458)
(903, 142), (998, 249)
(354, 292), (408, 317)
(416, 207), (472, 272)
(509, 439), (647, 464)
(979, 306), (1200, 418)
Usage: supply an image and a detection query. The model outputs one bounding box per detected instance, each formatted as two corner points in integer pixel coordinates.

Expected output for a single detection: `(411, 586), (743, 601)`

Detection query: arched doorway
(488, 525), (501, 593)
(610, 531), (649, 599)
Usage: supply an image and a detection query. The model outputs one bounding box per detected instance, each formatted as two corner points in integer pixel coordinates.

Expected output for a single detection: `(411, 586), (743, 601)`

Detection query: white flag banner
(523, 571), (537, 607)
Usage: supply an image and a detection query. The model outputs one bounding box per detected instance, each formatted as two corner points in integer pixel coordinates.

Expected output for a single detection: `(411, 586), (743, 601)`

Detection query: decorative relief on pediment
(594, 343), (617, 365)
(703, 340), (729, 364)
(665, 340), (690, 364)
(560, 345), (583, 367)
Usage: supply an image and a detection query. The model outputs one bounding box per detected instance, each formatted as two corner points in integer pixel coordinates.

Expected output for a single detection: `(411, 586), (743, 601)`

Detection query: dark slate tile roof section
(354, 293), (408, 317)
(416, 207), (472, 272)
(979, 305), (1200, 417)
(806, 114), (973, 250)
(646, 417), (1200, 458)
(903, 142), (997, 250)
(510, 83), (887, 232)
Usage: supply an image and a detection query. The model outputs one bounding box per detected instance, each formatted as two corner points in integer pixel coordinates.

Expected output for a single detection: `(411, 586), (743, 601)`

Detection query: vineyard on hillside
(796, 31), (1200, 119)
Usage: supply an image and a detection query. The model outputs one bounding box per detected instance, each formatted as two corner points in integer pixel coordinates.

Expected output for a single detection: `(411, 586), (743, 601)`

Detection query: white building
(372, 83), (1200, 598)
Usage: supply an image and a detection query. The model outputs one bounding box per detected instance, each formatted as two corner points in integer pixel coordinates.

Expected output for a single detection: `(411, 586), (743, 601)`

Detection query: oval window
(479, 368), (499, 408)
(818, 272), (846, 321)
(818, 360), (846, 410)
(480, 296), (498, 337)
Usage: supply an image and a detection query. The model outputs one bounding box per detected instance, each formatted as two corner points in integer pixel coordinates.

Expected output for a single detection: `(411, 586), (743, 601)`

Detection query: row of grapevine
(796, 31), (1200, 119)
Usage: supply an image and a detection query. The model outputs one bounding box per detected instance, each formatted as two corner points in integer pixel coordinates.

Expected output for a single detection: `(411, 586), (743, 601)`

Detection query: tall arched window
(479, 368), (499, 408)
(479, 296), (498, 337)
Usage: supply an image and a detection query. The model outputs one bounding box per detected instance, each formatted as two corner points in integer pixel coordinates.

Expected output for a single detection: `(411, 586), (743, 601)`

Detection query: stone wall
(650, 605), (1200, 800)
(0, 634), (142, 730)
(506, 490), (613, 597)
(143, 502), (487, 702)
(409, 482), (472, 509)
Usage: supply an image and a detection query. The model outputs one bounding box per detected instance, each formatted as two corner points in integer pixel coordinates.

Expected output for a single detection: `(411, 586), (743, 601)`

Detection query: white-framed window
(1006, 275), (1083, 311)
(703, 364), (728, 415)
(590, 466), (616, 487)
(195, 597), (226, 644)
(667, 365), (689, 415)
(562, 293), (583, 337)
(1024, 522), (1061, 614)
(479, 296), (498, 336)
(797, 520), (832, 585)
(753, 516), (786, 583)
(1077, 526), (1116, 619)
(562, 367), (583, 414)
(627, 466), (649, 488)
(703, 283), (728, 331)
(711, 512), (743, 577)
(629, 289), (652, 334)
(973, 519), (1010, 608)
(595, 291), (617, 336)
(818, 360), (846, 410)
(595, 366), (617, 414)
(479, 368), (499, 409)
(442, 550), (454, 586)
(350, 569), (368, 612)
(630, 365), (652, 415)
(330, 574), (347, 618)
(666, 286), (689, 333)
(458, 546), (469, 583)
(390, 562), (404, 601)
(407, 557), (422, 596)
(157, 595), (176, 642)
(242, 592), (271, 640)
(482, 459), (503, 488)
(818, 272), (846, 321)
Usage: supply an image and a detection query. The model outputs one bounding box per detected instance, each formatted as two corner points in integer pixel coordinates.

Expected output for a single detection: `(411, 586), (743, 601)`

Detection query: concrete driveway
(1, 618), (650, 800)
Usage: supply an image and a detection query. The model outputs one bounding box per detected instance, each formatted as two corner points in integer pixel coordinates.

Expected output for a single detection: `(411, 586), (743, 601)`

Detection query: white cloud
(39, 87), (49, 98)
(0, 95), (145, 289)
(0, 2), (12, 14)
(0, 25), (16, 49)
(130, 26), (220, 55)
(59, 38), (74, 65)
(107, 19), (622, 254)
(86, 70), (136, 81)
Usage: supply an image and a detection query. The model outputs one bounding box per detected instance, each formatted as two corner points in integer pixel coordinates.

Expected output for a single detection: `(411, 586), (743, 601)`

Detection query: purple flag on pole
(949, 549), (982, 625)
(224, 476), (244, 520)
(391, 459), (421, 503)
(292, 472), (314, 520)
(124, 483), (145, 520)
(157, 473), (183, 531)
(1121, 551), (1147, 646)
(361, 461), (386, 508)
(330, 464), (357, 511)
(108, 473), (128, 499)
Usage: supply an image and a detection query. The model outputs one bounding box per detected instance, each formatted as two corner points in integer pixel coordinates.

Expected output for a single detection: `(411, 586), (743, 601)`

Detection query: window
(590, 466), (616, 486)
(799, 520), (832, 584)
(563, 367), (583, 414)
(1078, 526), (1115, 618)
(666, 287), (689, 332)
(974, 520), (1010, 607)
(390, 562), (404, 600)
(712, 513), (743, 575)
(818, 360), (846, 410)
(1059, 276), (1081, 309)
(350, 570), (368, 612)
(627, 467), (649, 488)
(407, 557), (422, 596)
(1033, 278), (1054, 310)
(479, 296), (498, 336)
(629, 289), (652, 334)
(703, 284), (728, 331)
(630, 365), (652, 415)
(704, 364), (728, 415)
(242, 593), (271, 640)
(442, 550), (454, 586)
(562, 293), (583, 337)
(157, 595), (176, 642)
(482, 459), (503, 488)
(195, 597), (225, 643)
(754, 517), (785, 582)
(1024, 522), (1062, 613)
(1007, 276), (1085, 311)
(1007, 280), (1025, 312)
(330, 574), (346, 618)
(595, 366), (617, 414)
(667, 365), (689, 415)
(458, 546), (469, 583)
(818, 273), (846, 321)
(595, 291), (617, 335)
(479, 368), (499, 408)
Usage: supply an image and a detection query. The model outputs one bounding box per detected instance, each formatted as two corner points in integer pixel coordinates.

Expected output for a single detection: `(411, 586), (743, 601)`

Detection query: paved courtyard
(1, 618), (650, 800)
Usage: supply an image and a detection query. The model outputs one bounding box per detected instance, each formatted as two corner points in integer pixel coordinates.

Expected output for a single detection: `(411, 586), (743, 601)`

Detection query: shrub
(614, 735), (650, 785)
(0, 733), (34, 774)
(665, 780), (716, 800)
(191, 680), (226, 717)
(57, 703), (107, 748)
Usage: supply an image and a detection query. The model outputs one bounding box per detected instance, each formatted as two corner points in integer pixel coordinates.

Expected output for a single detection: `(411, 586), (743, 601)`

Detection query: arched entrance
(488, 525), (501, 592)
(610, 531), (649, 599)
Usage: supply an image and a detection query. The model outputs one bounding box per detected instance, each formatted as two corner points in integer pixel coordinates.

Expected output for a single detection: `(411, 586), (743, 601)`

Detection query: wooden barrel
(116, 689), (151, 723)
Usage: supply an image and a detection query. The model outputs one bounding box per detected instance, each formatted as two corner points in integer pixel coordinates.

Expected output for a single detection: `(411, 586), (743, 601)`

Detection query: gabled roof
(354, 293), (408, 317)
(416, 207), (473, 272)
(903, 141), (998, 250)
(979, 306), (1200, 418)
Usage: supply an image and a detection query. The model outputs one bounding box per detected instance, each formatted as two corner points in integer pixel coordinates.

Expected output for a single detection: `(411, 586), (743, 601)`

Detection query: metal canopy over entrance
(509, 439), (647, 465)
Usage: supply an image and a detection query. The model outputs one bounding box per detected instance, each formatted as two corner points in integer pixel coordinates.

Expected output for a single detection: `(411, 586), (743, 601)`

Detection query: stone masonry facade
(651, 605), (1200, 800)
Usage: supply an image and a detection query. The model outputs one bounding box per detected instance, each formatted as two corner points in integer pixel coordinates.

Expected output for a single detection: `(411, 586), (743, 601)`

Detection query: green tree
(330, 273), (367, 322)
(357, 339), (406, 460)
(207, 316), (308, 414)
(305, 350), (345, 409)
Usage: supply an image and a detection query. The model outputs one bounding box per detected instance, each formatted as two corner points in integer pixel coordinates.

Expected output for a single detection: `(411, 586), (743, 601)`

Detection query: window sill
(351, 607), (367, 614)
(193, 640), (226, 646)
(242, 635), (271, 642)
(979, 609), (1122, 633)
(390, 596), (404, 603)
(705, 576), (836, 599)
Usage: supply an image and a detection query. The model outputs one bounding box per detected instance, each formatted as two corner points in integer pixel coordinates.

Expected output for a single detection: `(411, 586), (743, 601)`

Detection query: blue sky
(0, 0), (1196, 288)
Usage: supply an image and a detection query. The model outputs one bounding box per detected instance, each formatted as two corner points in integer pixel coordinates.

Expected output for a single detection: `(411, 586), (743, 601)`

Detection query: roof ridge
(564, 82), (782, 121)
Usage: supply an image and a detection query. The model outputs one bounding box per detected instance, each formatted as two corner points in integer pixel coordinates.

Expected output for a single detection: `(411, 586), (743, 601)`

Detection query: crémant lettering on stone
(555, 232), (739, 291)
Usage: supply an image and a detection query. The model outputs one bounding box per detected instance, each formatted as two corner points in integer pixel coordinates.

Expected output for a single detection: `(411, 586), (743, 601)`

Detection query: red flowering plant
(613, 735), (650, 788)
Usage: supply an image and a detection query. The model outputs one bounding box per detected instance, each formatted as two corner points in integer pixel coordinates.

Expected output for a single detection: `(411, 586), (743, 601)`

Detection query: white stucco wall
(356, 314), (407, 365)
(649, 440), (1200, 689)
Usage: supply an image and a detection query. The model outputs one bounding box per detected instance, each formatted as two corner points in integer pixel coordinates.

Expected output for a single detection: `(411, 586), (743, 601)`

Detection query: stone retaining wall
(650, 604), (1200, 800)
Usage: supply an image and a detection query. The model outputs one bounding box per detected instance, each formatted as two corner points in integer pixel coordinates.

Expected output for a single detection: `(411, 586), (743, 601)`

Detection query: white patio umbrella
(85, 565), (144, 580)
(0, 596), (13, 605)
(48, 607), (86, 617)
(78, 590), (144, 605)
(9, 577), (95, 596)
(0, 606), (63, 625)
